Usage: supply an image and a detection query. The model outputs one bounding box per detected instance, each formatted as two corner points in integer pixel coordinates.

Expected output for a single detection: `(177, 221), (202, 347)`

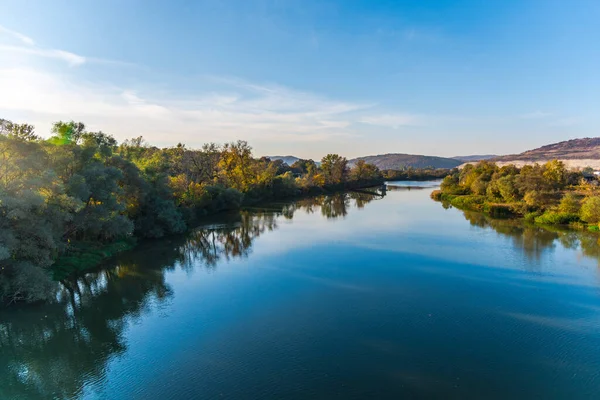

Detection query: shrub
(534, 211), (579, 225)
(450, 195), (485, 211)
(430, 190), (443, 201)
(524, 211), (541, 223)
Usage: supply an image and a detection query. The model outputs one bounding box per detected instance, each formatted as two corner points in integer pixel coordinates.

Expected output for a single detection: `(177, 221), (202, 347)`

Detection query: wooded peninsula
(432, 160), (600, 227)
(0, 119), (383, 305)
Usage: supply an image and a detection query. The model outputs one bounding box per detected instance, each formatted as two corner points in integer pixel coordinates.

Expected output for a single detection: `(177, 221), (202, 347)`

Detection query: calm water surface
(2, 182), (600, 399)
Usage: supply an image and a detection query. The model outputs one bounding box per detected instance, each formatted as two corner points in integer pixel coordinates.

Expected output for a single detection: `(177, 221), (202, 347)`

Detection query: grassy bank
(431, 191), (516, 218)
(431, 189), (599, 232)
(51, 239), (137, 280)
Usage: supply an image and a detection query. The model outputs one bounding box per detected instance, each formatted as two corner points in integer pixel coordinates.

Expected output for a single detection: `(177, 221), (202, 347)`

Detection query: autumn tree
(320, 154), (348, 185)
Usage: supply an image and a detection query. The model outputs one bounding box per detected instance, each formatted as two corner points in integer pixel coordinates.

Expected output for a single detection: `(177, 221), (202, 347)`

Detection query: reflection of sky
(81, 185), (600, 399)
(385, 180), (443, 188)
(250, 187), (600, 287)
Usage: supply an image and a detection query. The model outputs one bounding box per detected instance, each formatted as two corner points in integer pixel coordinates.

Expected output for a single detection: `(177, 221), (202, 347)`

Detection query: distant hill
(268, 156), (301, 165)
(349, 153), (462, 170)
(452, 154), (497, 162)
(494, 137), (600, 162)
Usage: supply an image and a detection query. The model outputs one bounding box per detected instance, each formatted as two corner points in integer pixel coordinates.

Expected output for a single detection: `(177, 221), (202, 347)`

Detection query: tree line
(0, 118), (383, 305)
(432, 160), (600, 227)
(383, 167), (450, 181)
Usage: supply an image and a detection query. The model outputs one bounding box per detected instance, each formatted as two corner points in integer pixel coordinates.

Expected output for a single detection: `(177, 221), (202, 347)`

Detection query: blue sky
(1, 0), (599, 159)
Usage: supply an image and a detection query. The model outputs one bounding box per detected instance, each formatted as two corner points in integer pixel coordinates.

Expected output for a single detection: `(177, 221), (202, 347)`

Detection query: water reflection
(4, 186), (600, 400)
(386, 184), (430, 191)
(0, 191), (383, 400)
(460, 209), (600, 263)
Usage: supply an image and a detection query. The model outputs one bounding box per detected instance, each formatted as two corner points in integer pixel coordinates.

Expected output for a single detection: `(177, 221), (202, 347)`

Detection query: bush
(430, 190), (443, 201)
(450, 195), (485, 211)
(524, 211), (541, 223)
(534, 211), (580, 225)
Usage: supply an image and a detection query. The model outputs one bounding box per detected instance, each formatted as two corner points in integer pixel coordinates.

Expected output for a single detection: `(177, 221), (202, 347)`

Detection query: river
(2, 182), (600, 399)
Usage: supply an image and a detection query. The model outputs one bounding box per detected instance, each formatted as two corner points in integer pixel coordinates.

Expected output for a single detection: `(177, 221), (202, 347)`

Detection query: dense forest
(432, 160), (600, 227)
(0, 118), (383, 305)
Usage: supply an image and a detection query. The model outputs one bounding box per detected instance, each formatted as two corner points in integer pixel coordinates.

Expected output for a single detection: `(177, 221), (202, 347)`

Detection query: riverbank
(49, 181), (385, 286)
(429, 160), (600, 234)
(431, 189), (599, 232)
(2, 118), (391, 306)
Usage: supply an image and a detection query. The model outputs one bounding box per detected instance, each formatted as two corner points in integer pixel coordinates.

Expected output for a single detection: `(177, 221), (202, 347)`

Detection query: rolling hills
(452, 154), (497, 162)
(494, 137), (600, 162)
(268, 156), (301, 165)
(270, 137), (600, 172)
(349, 153), (462, 170)
(488, 137), (600, 169)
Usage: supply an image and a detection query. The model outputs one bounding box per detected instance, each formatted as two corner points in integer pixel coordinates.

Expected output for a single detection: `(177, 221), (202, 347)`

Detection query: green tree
(496, 175), (518, 202)
(350, 160), (382, 183)
(543, 160), (568, 190)
(0, 119), (39, 141)
(291, 159), (317, 175)
(580, 196), (600, 224)
(49, 121), (86, 145)
(440, 173), (464, 195)
(0, 116), (388, 306)
(0, 130), (76, 303)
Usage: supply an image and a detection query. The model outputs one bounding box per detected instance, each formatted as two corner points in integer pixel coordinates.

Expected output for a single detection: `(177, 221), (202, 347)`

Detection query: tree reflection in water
(460, 210), (600, 263)
(0, 191), (383, 400)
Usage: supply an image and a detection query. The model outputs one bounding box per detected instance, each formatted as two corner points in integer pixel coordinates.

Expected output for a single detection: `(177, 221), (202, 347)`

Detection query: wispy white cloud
(0, 23), (87, 67)
(0, 67), (372, 146)
(0, 24), (131, 67)
(360, 113), (419, 128)
(0, 25), (426, 155)
(0, 24), (35, 45)
(0, 45), (86, 66)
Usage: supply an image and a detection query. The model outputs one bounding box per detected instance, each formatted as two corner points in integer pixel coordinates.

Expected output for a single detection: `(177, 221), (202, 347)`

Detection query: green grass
(432, 192), (516, 218)
(51, 239), (136, 280)
(534, 211), (580, 225)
